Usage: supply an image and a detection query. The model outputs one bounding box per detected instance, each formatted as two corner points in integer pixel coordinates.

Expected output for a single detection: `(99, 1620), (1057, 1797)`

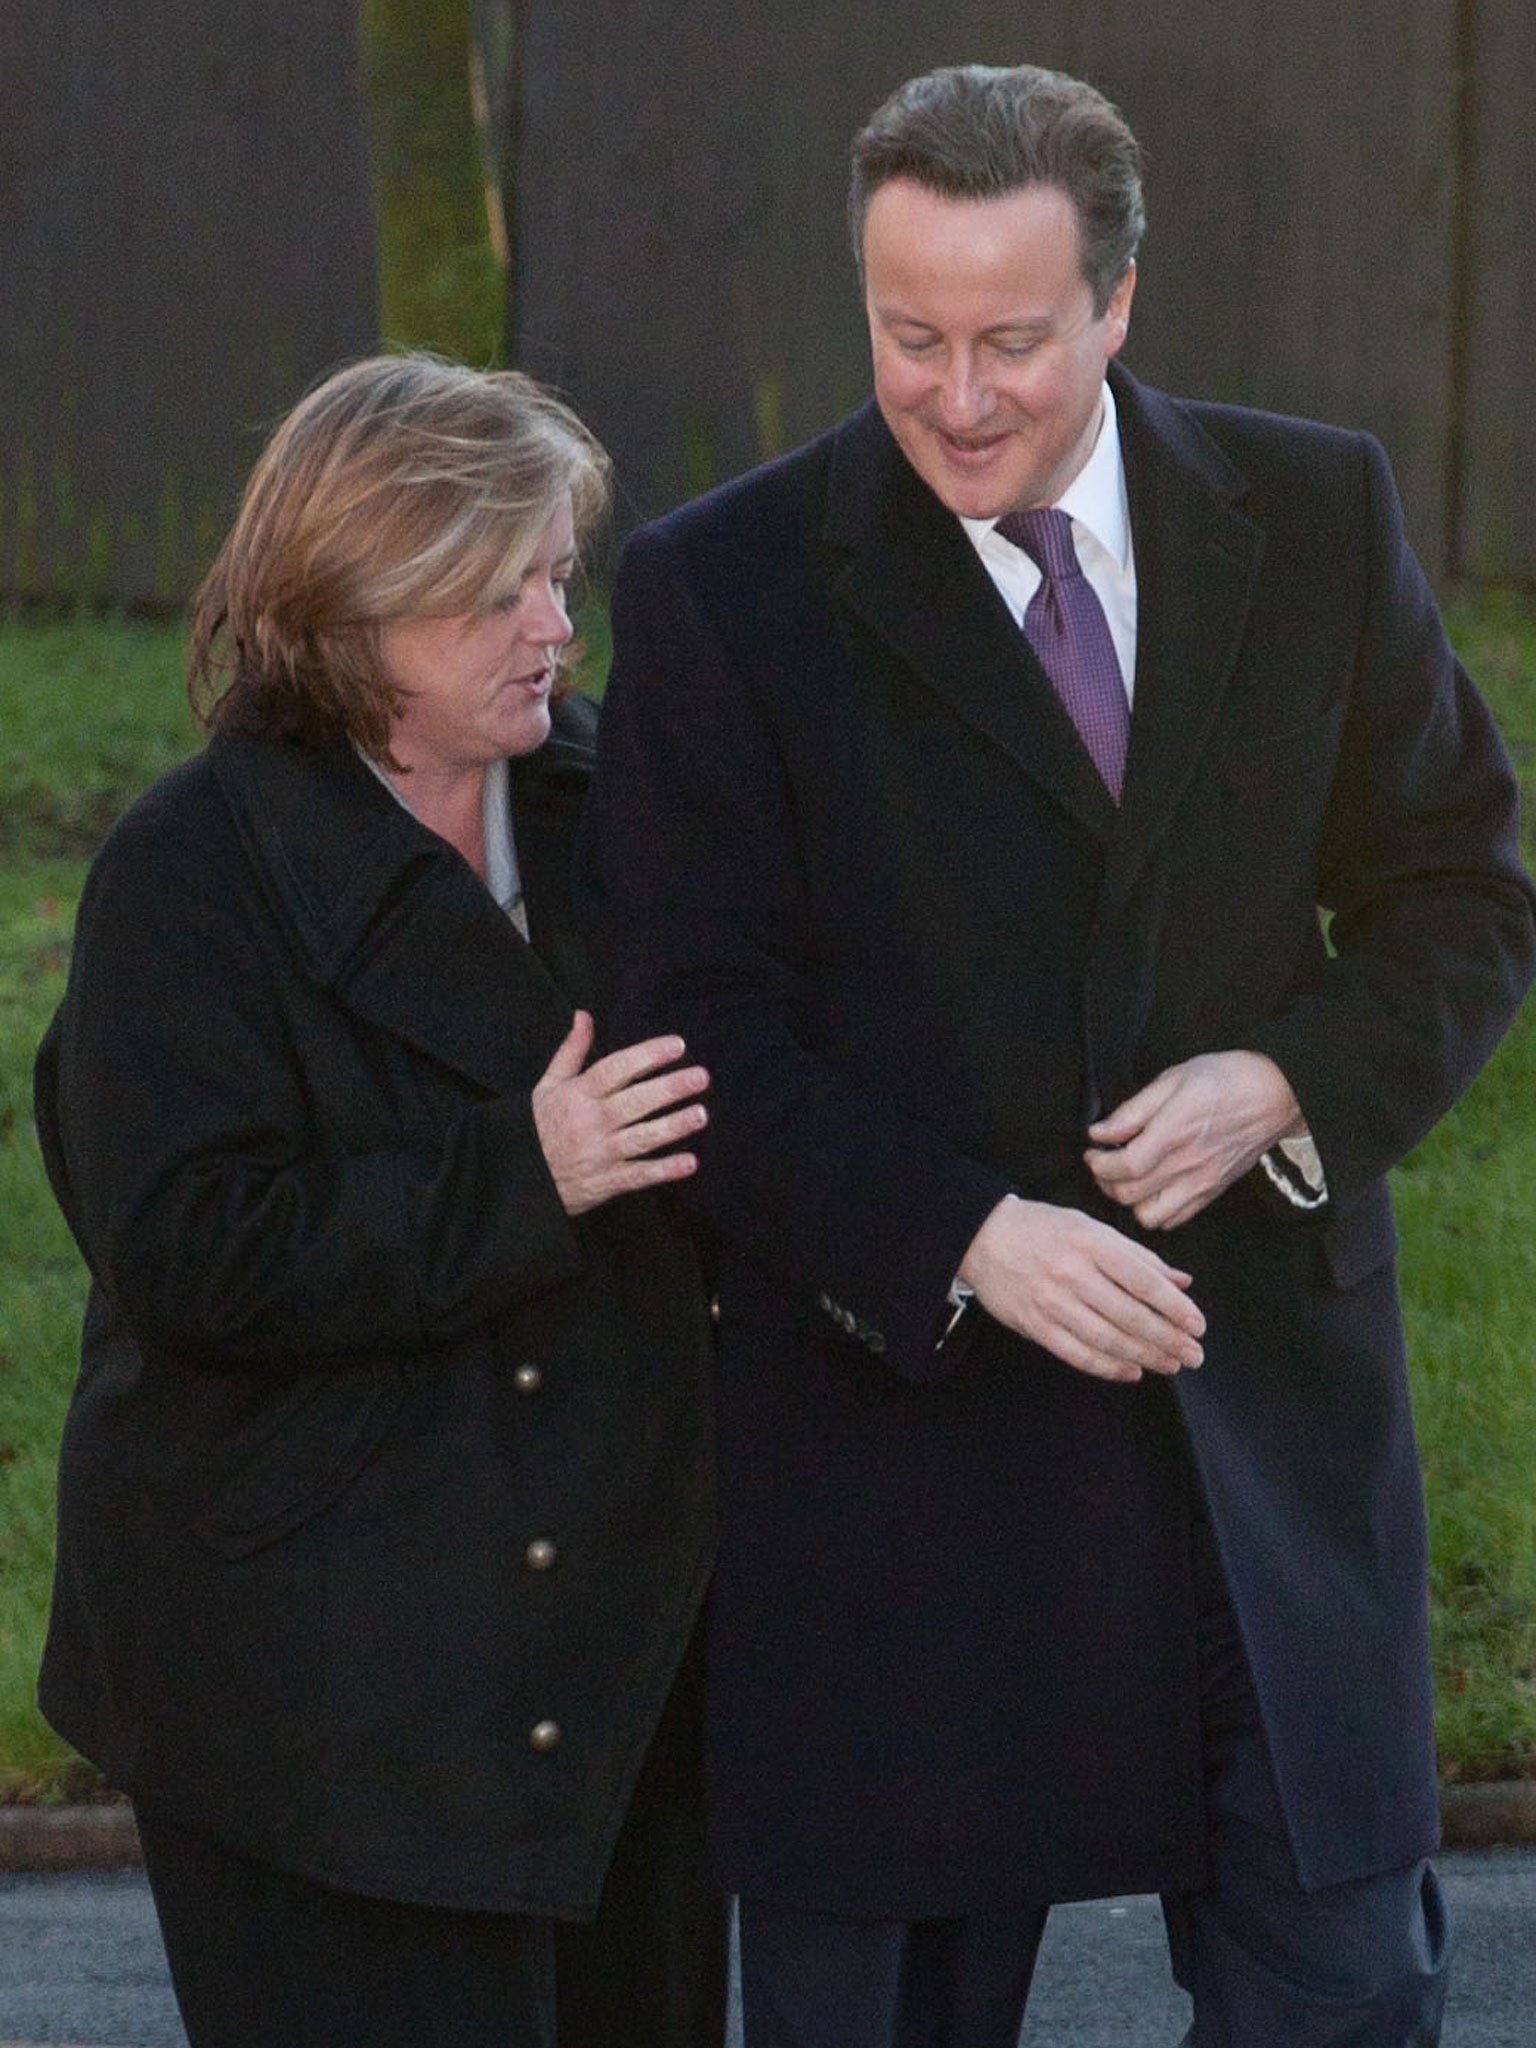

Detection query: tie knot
(995, 505), (1078, 582)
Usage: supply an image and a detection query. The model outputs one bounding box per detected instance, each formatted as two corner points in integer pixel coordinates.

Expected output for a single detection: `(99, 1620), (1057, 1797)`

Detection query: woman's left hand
(532, 1011), (710, 1215)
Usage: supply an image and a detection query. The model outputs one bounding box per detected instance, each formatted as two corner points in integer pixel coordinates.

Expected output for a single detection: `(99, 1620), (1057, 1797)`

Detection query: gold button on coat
(525, 1538), (556, 1571)
(514, 1364), (542, 1393)
(529, 1719), (561, 1752)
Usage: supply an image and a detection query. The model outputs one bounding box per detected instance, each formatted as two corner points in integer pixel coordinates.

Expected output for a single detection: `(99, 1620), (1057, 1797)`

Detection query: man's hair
(849, 64), (1145, 314)
(188, 353), (611, 761)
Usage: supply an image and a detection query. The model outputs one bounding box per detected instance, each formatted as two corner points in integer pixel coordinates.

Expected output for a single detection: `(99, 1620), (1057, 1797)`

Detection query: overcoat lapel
(820, 383), (1268, 887)
(511, 699), (599, 1007)
(1103, 367), (1266, 916)
(1073, 370), (1267, 1105)
(818, 377), (1266, 1115)
(823, 404), (1117, 842)
(209, 732), (574, 1096)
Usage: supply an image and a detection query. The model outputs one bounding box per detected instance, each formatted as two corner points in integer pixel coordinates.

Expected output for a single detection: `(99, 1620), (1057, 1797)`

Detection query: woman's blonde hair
(188, 353), (611, 758)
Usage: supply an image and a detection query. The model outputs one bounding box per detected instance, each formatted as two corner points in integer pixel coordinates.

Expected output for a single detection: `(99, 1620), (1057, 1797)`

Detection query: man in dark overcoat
(582, 62), (1536, 2048)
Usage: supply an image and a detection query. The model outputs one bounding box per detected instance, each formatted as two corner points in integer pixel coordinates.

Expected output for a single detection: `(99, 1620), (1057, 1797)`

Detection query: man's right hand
(957, 1195), (1205, 1382)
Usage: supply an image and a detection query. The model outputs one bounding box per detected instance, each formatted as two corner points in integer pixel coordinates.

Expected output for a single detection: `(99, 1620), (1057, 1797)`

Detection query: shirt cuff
(1261, 1132), (1328, 1209)
(937, 1276), (975, 1349)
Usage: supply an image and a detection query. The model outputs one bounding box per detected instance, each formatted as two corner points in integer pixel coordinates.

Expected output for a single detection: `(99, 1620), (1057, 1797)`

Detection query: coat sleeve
(35, 789), (583, 1372)
(1243, 433), (1536, 1198)
(582, 525), (1011, 1383)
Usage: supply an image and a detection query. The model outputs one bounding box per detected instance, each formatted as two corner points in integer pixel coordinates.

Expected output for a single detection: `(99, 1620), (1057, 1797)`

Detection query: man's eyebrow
(871, 304), (937, 327)
(979, 316), (1054, 339)
(872, 305), (1055, 339)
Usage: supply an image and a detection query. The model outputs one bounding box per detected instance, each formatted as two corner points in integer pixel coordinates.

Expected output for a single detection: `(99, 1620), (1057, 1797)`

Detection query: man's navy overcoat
(582, 367), (1535, 1917)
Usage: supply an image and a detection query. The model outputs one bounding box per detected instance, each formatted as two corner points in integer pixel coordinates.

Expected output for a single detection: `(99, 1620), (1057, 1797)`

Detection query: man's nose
(934, 355), (991, 428)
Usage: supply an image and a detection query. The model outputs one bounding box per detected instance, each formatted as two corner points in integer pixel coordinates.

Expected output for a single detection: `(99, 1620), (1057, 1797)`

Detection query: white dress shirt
(960, 378), (1137, 701)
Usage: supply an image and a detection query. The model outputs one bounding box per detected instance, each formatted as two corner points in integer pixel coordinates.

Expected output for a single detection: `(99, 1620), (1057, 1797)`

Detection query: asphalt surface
(2, 1851), (1533, 2046)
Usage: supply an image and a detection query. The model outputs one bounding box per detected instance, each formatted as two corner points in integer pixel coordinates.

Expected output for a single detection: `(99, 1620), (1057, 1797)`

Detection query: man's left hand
(1085, 1051), (1303, 1230)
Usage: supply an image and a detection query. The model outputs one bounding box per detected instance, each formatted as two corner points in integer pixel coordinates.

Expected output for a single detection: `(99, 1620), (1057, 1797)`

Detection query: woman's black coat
(33, 697), (715, 1917)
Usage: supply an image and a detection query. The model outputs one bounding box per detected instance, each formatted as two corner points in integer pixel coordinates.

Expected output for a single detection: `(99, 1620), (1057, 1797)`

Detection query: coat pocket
(189, 1363), (409, 1559)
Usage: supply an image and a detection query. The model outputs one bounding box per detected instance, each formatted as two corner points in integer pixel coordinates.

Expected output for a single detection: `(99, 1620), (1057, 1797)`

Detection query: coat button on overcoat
(529, 1719), (561, 1752)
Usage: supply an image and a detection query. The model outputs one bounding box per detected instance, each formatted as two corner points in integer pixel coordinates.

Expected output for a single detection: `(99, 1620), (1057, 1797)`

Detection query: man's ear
(1103, 260), (1136, 359)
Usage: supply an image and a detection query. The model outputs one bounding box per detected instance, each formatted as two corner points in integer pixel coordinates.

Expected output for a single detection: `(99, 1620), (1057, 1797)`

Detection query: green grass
(0, 616), (193, 1795)
(1397, 588), (1536, 1781)
(0, 596), (1533, 1798)
(0, 860), (92, 1797)
(0, 617), (198, 859)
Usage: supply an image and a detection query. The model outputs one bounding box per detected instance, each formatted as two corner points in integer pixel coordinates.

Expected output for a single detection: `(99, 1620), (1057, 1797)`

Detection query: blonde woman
(35, 356), (724, 2048)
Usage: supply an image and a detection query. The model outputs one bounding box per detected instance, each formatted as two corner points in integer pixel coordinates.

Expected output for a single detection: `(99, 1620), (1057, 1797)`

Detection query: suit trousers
(738, 1513), (1450, 2048)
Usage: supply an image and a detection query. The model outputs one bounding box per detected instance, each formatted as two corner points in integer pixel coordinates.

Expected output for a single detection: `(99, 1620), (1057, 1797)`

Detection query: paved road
(2, 1850), (1533, 2045)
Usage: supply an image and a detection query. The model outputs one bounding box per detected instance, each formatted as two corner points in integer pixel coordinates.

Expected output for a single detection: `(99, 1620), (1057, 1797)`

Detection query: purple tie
(995, 506), (1129, 800)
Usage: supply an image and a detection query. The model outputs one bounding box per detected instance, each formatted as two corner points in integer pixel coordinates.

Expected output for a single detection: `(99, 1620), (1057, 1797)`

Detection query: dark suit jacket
(35, 698), (715, 1917)
(581, 366), (1535, 1917)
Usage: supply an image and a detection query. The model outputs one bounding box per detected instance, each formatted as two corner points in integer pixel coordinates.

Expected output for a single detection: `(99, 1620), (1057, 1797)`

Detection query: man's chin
(910, 438), (1031, 521)
(929, 474), (1026, 521)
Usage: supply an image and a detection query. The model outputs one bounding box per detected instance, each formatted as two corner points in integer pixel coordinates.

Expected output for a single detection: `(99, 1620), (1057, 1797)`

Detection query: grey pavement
(2, 1851), (1533, 2046)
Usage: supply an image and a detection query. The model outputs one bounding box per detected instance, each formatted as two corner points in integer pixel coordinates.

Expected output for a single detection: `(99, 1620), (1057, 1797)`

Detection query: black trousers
(137, 1816), (557, 2048)
(138, 1644), (727, 2048)
(555, 1632), (727, 2048)
(738, 1519), (1450, 2048)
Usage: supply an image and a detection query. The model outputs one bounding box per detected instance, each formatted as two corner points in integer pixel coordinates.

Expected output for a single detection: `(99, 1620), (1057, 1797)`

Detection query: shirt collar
(961, 380), (1131, 569)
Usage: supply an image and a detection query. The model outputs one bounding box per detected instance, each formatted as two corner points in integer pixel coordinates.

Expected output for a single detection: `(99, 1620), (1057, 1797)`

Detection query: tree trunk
(359, 0), (505, 364)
